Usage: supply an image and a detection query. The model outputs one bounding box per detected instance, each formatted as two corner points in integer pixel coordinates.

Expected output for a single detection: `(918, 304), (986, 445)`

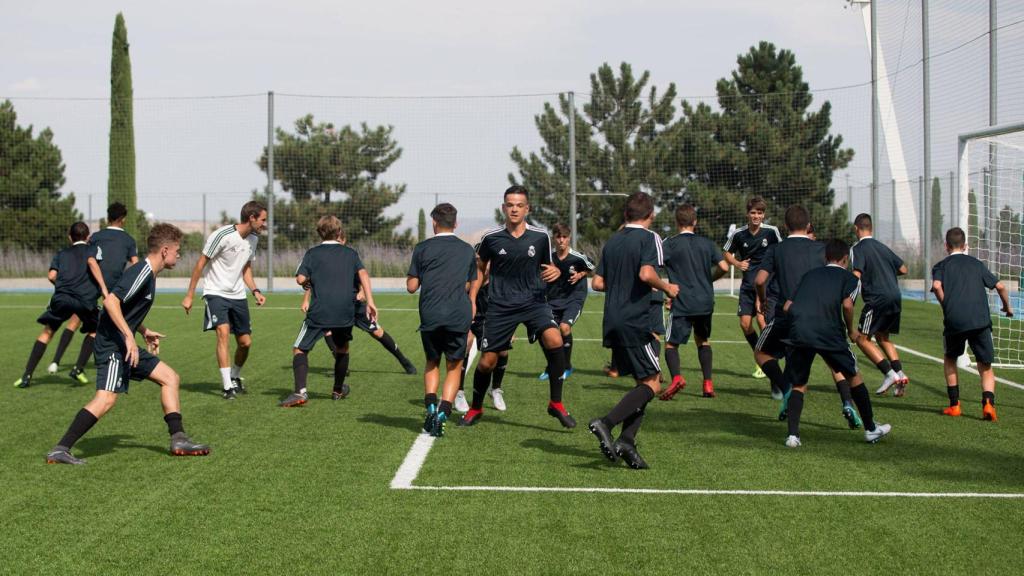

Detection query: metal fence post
(202, 193), (207, 235)
(891, 178), (896, 245)
(871, 0), (879, 222)
(88, 194), (93, 225)
(922, 0), (931, 301)
(919, 175), (926, 300)
(267, 90), (275, 292)
(568, 91), (578, 247)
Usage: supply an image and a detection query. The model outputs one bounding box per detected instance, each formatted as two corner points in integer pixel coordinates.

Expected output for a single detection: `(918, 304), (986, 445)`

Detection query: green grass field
(2, 292), (1023, 575)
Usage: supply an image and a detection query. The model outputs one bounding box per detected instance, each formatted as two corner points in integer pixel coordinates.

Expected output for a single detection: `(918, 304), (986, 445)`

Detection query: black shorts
(354, 301), (380, 333)
(784, 346), (859, 386)
(755, 315), (789, 358)
(420, 329), (468, 362)
(737, 282), (759, 317)
(95, 348), (160, 394)
(944, 327), (994, 365)
(37, 294), (99, 334)
(666, 314), (712, 345)
(203, 296), (251, 335)
(611, 340), (661, 380)
(479, 304), (558, 353)
(293, 322), (353, 352)
(551, 301), (585, 327)
(858, 305), (901, 336)
(649, 301), (665, 335)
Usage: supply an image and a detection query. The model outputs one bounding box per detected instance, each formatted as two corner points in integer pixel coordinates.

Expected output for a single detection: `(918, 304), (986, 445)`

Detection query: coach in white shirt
(182, 201), (268, 399)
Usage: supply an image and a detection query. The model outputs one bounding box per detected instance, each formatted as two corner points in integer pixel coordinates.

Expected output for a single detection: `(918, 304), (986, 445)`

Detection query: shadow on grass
(75, 434), (166, 457)
(180, 381), (229, 397)
(358, 412), (423, 432)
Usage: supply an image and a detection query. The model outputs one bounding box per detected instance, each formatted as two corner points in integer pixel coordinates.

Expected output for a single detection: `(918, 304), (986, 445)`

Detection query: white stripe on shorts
(293, 321), (308, 349)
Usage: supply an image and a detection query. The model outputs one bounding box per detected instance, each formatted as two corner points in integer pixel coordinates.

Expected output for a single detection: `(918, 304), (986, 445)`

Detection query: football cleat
(458, 408), (483, 427)
(547, 403), (577, 429)
(431, 411), (448, 438)
(332, 384), (350, 400)
(876, 371), (899, 395)
(169, 433), (211, 456)
(46, 447), (86, 465)
(982, 402), (998, 422)
(784, 435), (802, 448)
(588, 418), (617, 462)
(47, 362), (59, 375)
(562, 367), (574, 381)
(69, 368), (89, 385)
(423, 403), (437, 434)
(401, 360), (418, 376)
(279, 392), (308, 407)
(777, 390), (790, 421)
(489, 388), (507, 411)
(538, 370), (549, 381)
(454, 390), (470, 414)
(864, 423), (891, 444)
(613, 440), (649, 469)
(222, 388), (237, 401)
(770, 383), (784, 401)
(942, 402), (962, 417)
(13, 376), (30, 389)
(231, 377), (247, 394)
(658, 376), (686, 401)
(702, 380), (716, 398)
(893, 372), (909, 397)
(842, 402), (863, 429)
(753, 365), (767, 379)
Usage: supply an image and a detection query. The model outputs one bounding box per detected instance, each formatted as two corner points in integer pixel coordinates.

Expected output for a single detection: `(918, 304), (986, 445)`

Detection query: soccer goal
(958, 123), (1024, 369)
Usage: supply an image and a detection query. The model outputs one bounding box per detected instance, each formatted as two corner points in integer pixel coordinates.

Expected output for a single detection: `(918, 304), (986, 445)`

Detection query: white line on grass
(894, 344), (1024, 390)
(395, 485), (1024, 498)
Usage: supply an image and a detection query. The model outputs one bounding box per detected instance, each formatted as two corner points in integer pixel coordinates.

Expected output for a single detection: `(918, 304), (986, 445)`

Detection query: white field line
(395, 485), (1024, 498)
(894, 344), (1024, 390)
(389, 344), (478, 490)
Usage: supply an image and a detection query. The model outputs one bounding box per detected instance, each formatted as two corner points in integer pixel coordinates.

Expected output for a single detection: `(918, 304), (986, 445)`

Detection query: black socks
(492, 354), (508, 389)
(74, 335), (95, 372)
(947, 384), (960, 406)
(57, 408), (98, 450)
(835, 378), (853, 404)
(292, 353), (309, 393)
(425, 393), (438, 409)
(52, 328), (76, 364)
(164, 412), (184, 436)
(891, 359), (903, 373)
(23, 340), (47, 379)
(875, 359), (892, 376)
(760, 359), (785, 393)
(744, 331), (759, 350)
(664, 346), (681, 378)
(850, 384), (876, 431)
(542, 346), (566, 403)
(604, 385), (655, 427)
(333, 353), (350, 393)
(471, 368), (489, 410)
(697, 346), (713, 381)
(787, 390), (805, 437)
(563, 333), (573, 368)
(982, 390), (995, 406)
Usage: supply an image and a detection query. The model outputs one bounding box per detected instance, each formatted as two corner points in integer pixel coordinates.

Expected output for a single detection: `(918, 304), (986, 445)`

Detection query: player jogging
(538, 223), (594, 382)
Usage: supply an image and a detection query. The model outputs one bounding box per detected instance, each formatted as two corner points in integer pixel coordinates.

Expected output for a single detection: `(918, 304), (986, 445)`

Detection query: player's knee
(372, 328), (385, 339)
(293, 348), (305, 356)
(477, 355), (497, 373)
(237, 336), (252, 349)
(559, 323), (571, 337)
(739, 317), (752, 332)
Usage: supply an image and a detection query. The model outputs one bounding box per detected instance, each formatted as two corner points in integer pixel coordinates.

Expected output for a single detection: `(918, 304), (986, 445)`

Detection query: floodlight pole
(922, 0), (931, 300)
(568, 91), (578, 246)
(267, 90), (275, 292)
(870, 0), (879, 219)
(988, 0), (997, 256)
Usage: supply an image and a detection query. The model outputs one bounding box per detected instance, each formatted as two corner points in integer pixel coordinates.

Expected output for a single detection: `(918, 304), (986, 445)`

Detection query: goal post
(957, 123), (1024, 369)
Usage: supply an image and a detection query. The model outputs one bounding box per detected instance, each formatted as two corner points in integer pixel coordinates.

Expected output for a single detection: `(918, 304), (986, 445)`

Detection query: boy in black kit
(931, 227), (1013, 421)
(407, 203), (477, 437)
(458, 251), (511, 412)
(539, 223), (595, 382)
(280, 216), (377, 407)
(849, 213), (911, 396)
(724, 196), (782, 381)
(659, 204), (729, 401)
(46, 224), (209, 464)
(15, 222), (108, 389)
(781, 239), (891, 448)
(461, 185), (576, 429)
(588, 192), (680, 469)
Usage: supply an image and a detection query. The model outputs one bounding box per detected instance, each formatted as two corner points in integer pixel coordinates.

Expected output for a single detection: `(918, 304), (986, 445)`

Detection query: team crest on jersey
(481, 338), (488, 348)
(762, 238), (768, 247)
(211, 314), (218, 323)
(568, 265), (576, 275)
(528, 246), (536, 257)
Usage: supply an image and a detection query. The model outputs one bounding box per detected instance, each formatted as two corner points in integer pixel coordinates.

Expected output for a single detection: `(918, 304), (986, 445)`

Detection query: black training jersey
(408, 234), (477, 332)
(296, 242), (364, 328)
(89, 227), (138, 291)
(597, 225), (663, 347)
(95, 259), (156, 356)
(723, 224), (782, 282)
(850, 237), (903, 310)
(547, 249), (595, 307)
(477, 225), (552, 309)
(474, 282), (490, 322)
(759, 236), (825, 317)
(663, 232), (723, 316)
(932, 253), (1000, 334)
(49, 242), (101, 303)
(787, 265), (861, 351)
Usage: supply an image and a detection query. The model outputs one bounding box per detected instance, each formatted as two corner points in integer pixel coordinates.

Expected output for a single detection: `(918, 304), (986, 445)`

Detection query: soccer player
(723, 197), (782, 380)
(538, 223), (594, 382)
(754, 205), (825, 413)
(182, 201), (267, 400)
(458, 251), (511, 412)
(49, 203), (140, 383)
(407, 203), (477, 436)
(14, 222), (107, 389)
(460, 185), (575, 429)
(46, 224), (209, 464)
(588, 192), (679, 469)
(849, 214), (910, 396)
(280, 216), (376, 407)
(780, 238), (891, 448)
(931, 227), (1013, 421)
(659, 204), (730, 400)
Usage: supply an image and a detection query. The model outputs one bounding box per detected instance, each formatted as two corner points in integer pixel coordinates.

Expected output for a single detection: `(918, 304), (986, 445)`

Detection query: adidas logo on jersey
(498, 249), (507, 255)
(144, 294), (153, 300)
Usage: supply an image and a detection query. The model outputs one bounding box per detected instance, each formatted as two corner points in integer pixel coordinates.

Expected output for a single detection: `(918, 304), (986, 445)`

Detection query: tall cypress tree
(108, 12), (137, 238)
(931, 176), (943, 243)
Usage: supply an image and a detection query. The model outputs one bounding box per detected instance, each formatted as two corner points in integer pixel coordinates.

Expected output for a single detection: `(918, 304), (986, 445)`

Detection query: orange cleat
(702, 380), (716, 398)
(942, 402), (962, 417)
(982, 403), (998, 422)
(659, 376), (686, 401)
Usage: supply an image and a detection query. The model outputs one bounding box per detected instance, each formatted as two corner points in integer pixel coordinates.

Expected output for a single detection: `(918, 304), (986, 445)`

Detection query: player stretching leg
(539, 223), (594, 382)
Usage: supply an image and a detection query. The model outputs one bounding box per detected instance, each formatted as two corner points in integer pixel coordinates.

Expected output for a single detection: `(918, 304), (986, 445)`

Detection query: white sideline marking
(389, 344), (479, 489)
(394, 485), (1024, 498)
(894, 344), (1024, 390)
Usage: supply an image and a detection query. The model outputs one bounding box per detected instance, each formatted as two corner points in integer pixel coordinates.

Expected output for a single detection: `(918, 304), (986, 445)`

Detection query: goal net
(958, 125), (1024, 369)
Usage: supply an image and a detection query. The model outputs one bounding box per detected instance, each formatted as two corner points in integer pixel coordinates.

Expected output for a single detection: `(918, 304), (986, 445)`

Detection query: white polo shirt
(201, 224), (259, 300)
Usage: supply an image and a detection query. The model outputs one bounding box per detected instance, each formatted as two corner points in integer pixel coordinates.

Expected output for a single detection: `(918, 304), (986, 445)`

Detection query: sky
(5, 0), (1013, 235)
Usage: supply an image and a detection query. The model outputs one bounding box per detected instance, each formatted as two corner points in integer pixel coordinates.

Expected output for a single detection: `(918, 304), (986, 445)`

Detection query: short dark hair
(504, 185), (529, 201)
(69, 222), (89, 242)
(147, 223), (183, 252)
(825, 238), (849, 263)
(430, 203), (458, 229)
(746, 196), (767, 213)
(551, 223), (570, 237)
(854, 213), (873, 231)
(784, 205), (810, 233)
(107, 202), (128, 223)
(624, 192), (654, 222)
(240, 201), (267, 223)
(946, 227), (966, 249)
(675, 203), (697, 227)
(316, 215), (343, 241)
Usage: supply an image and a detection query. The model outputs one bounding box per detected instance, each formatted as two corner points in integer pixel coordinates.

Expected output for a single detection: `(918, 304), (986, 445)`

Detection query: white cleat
(785, 435), (802, 448)
(489, 388), (507, 411)
(864, 423), (891, 444)
(454, 390), (470, 414)
(875, 371), (899, 395)
(47, 362), (59, 375)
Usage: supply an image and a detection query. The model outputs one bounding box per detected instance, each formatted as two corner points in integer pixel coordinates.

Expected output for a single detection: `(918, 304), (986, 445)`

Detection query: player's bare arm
(181, 253), (209, 314)
(242, 262), (265, 306)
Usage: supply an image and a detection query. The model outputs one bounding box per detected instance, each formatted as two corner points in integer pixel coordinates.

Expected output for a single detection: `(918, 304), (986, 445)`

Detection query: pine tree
(108, 13), (137, 239)
(931, 176), (943, 243)
(417, 208), (426, 242)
